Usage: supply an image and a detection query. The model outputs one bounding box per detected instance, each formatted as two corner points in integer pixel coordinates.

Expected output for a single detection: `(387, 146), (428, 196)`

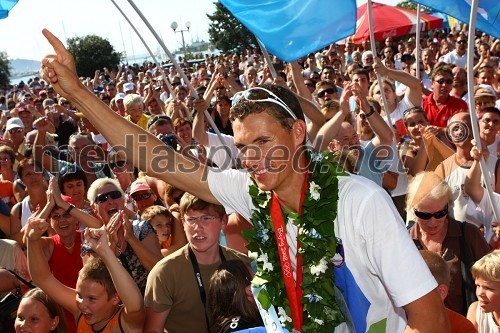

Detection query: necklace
(244, 150), (347, 332)
(64, 242), (75, 250)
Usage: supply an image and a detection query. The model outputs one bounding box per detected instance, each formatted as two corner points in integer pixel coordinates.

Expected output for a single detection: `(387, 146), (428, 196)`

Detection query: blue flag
(0, 0), (19, 19)
(411, 0), (500, 39)
(219, 0), (357, 62)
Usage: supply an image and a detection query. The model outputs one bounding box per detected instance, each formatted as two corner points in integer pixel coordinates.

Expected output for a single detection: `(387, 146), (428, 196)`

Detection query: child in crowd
(467, 250), (500, 332)
(420, 250), (476, 333)
(27, 219), (145, 333)
(141, 205), (186, 257)
(15, 287), (68, 333)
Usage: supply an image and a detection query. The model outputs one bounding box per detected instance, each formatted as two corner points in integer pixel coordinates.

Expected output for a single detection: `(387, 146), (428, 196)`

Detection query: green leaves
(245, 150), (348, 332)
(67, 35), (122, 78)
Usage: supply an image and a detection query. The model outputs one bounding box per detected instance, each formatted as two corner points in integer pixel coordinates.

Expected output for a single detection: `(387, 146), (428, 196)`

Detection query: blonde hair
(123, 94), (144, 110)
(406, 172), (452, 210)
(471, 250), (500, 282)
(87, 178), (123, 204)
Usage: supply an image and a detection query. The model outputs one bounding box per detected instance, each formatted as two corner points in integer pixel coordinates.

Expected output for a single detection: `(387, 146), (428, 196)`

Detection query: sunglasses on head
(414, 205), (448, 220)
(317, 88), (336, 98)
(95, 190), (122, 204)
(232, 87), (297, 120)
(147, 115), (171, 129)
(435, 78), (453, 85)
(132, 192), (152, 201)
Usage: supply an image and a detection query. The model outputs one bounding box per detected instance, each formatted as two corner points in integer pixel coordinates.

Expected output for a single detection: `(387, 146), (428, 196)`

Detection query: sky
(0, 0), (401, 62)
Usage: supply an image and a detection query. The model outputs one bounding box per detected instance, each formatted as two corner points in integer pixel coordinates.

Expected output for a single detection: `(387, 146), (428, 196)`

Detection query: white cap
(115, 93), (126, 102)
(123, 82), (135, 92)
(6, 118), (24, 131)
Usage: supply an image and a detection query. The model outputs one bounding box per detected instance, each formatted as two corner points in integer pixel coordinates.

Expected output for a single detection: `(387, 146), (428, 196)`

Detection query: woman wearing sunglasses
(82, 178), (162, 294)
(406, 171), (490, 316)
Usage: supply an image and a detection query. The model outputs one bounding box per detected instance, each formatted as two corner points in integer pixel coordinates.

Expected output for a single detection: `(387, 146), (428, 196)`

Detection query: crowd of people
(0, 25), (498, 333)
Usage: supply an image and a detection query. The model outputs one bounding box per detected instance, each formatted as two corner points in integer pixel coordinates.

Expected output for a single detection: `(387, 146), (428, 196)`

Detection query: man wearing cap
(129, 179), (162, 214)
(473, 85), (498, 113)
(114, 93), (126, 116)
(4, 118), (27, 164)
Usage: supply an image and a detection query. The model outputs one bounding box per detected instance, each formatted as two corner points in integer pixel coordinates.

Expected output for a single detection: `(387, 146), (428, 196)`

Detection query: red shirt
(423, 93), (468, 128)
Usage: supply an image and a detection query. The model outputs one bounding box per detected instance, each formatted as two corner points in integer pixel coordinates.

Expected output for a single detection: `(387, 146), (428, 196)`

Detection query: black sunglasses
(435, 78), (453, 85)
(109, 160), (127, 169)
(132, 192), (152, 201)
(457, 40), (467, 44)
(414, 205), (448, 220)
(317, 88), (336, 98)
(95, 190), (122, 204)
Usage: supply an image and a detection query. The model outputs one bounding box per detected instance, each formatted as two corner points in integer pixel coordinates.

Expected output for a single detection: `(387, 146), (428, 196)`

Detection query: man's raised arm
(39, 29), (217, 204)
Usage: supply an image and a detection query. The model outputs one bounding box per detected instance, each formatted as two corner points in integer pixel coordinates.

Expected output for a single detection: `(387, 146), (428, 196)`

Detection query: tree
(207, 2), (258, 54)
(66, 35), (122, 78)
(0, 52), (11, 88)
(396, 1), (432, 13)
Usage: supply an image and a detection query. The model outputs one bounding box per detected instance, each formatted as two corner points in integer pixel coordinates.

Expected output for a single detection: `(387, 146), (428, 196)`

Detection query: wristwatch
(360, 105), (375, 119)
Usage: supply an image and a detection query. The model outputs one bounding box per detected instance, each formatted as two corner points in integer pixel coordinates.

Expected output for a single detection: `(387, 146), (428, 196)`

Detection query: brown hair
(0, 145), (16, 164)
(208, 260), (263, 332)
(141, 205), (172, 224)
(230, 84), (304, 131)
(21, 287), (69, 333)
(78, 257), (117, 300)
(179, 192), (225, 217)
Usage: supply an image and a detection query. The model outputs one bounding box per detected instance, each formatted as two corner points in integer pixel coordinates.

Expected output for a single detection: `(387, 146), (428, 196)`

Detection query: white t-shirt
(442, 51), (467, 68)
(207, 170), (436, 332)
(388, 94), (416, 126)
(205, 132), (239, 169)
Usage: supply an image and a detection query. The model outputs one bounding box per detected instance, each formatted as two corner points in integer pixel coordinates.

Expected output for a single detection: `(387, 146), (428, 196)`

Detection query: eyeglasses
(317, 88), (336, 98)
(94, 190), (122, 204)
(131, 192), (152, 201)
(232, 87), (297, 120)
(8, 128), (23, 134)
(109, 160), (127, 169)
(183, 215), (220, 225)
(51, 212), (72, 220)
(434, 78), (453, 85)
(147, 115), (171, 129)
(414, 205), (448, 220)
(457, 40), (467, 44)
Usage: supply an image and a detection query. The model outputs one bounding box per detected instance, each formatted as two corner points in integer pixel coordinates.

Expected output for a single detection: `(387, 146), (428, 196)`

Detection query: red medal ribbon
(270, 172), (309, 331)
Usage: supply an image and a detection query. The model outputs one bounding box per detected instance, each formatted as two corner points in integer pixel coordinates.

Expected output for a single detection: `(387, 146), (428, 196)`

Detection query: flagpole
(257, 39), (277, 79)
(415, 4), (421, 79)
(466, 0), (499, 238)
(367, 0), (392, 125)
(123, 0), (233, 162)
(109, 0), (175, 99)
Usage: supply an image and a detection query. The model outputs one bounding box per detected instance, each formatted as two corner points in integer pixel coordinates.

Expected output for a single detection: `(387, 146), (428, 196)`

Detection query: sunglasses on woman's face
(95, 190), (122, 204)
(414, 205), (448, 220)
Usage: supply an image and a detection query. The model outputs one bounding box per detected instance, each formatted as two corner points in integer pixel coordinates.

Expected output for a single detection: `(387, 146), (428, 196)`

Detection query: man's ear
(111, 293), (121, 306)
(292, 119), (307, 145)
(436, 284), (449, 302)
(221, 214), (228, 231)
